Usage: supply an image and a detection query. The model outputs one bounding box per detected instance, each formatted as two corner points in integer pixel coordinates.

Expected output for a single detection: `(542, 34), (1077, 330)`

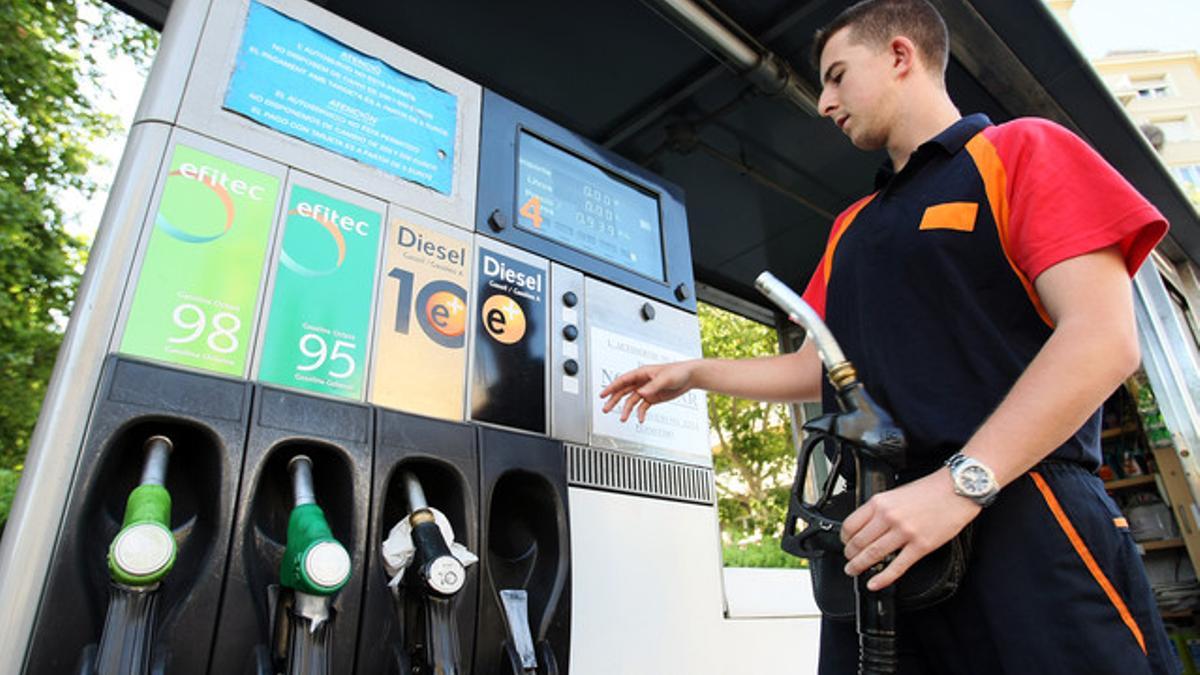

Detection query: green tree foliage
(0, 1), (156, 474)
(699, 303), (800, 567)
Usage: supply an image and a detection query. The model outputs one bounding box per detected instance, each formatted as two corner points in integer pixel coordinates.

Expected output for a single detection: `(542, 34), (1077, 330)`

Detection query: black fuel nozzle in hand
(756, 272), (906, 675)
(91, 435), (175, 675)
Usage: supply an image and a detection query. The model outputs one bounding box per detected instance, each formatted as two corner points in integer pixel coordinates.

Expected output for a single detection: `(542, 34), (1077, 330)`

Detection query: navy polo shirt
(802, 114), (1167, 472)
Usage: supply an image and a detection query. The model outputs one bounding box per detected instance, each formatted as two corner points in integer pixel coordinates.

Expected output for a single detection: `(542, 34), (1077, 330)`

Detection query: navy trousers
(818, 462), (1179, 675)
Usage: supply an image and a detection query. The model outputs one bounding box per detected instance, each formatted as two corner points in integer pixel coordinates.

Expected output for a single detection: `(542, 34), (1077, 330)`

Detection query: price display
(516, 132), (665, 280)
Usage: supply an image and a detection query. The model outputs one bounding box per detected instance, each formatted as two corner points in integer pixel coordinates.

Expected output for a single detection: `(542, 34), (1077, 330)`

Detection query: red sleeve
(985, 118), (1167, 281)
(801, 256), (828, 319)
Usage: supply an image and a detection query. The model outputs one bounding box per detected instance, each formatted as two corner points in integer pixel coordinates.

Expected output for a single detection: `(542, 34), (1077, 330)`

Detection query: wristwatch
(945, 453), (999, 507)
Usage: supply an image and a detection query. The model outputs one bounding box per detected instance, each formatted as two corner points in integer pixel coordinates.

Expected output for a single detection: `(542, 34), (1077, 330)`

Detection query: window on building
(1152, 116), (1193, 143)
(1132, 74), (1173, 99)
(1170, 164), (1200, 205)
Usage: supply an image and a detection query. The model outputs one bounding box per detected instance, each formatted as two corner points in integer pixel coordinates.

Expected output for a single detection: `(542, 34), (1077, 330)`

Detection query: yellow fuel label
(369, 208), (471, 420)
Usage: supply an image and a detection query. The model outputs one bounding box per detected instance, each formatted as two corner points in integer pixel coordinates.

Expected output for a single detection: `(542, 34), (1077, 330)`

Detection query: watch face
(959, 465), (993, 496)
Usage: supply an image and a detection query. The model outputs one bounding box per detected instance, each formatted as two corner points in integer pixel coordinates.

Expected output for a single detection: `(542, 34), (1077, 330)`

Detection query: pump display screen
(516, 132), (665, 280)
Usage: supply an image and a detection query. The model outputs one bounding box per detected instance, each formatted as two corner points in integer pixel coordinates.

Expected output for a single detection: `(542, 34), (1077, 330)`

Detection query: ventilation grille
(566, 444), (714, 504)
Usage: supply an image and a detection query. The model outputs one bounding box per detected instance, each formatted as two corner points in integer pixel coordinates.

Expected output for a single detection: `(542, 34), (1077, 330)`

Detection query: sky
(64, 0), (1200, 242)
(1067, 0), (1200, 58)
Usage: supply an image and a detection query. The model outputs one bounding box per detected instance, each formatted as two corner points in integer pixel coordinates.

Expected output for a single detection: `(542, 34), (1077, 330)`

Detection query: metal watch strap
(945, 452), (999, 507)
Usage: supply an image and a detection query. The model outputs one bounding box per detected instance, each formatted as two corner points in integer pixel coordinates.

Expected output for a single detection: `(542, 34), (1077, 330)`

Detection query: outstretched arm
(599, 336), (823, 423)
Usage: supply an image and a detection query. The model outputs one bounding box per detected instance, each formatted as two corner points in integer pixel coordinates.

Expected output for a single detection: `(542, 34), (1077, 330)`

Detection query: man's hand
(841, 469), (981, 591)
(599, 360), (698, 423)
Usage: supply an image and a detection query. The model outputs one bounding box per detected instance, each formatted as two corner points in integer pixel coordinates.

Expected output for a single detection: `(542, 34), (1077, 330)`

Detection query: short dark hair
(812, 0), (949, 75)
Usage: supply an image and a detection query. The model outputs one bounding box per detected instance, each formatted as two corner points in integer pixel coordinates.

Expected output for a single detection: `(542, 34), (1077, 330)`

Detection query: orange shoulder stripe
(964, 133), (1054, 327)
(1030, 471), (1146, 654)
(823, 193), (877, 285)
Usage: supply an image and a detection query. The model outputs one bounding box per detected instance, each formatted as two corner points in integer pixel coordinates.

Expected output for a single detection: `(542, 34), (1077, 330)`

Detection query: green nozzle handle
(107, 436), (176, 586)
(280, 456), (351, 595)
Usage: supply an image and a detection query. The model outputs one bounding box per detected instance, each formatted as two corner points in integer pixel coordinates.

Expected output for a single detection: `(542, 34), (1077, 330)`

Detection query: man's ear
(890, 36), (917, 78)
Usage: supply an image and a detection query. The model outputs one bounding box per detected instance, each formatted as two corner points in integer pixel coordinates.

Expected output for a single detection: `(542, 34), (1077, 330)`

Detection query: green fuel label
(257, 183), (383, 399)
(120, 145), (280, 376)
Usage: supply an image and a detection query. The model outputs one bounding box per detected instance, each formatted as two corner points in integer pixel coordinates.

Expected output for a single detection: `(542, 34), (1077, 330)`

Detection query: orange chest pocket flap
(918, 202), (979, 233)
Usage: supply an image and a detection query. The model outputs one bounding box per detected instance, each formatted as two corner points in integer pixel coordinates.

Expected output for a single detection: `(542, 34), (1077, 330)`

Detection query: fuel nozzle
(280, 455), (351, 596)
(107, 436), (176, 586)
(403, 472), (466, 597)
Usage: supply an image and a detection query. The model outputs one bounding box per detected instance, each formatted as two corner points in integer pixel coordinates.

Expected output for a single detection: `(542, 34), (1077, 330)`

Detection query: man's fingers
(841, 515), (890, 561)
(636, 398), (652, 424)
(843, 530), (904, 577)
(601, 385), (635, 413)
(866, 545), (923, 591)
(620, 391), (641, 422)
(840, 499), (876, 542)
(599, 368), (650, 398)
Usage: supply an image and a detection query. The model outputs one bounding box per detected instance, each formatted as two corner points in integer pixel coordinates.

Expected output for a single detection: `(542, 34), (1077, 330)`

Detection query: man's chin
(848, 133), (885, 152)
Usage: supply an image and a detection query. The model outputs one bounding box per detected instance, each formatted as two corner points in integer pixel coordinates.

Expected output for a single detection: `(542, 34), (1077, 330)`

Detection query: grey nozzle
(140, 436), (173, 487)
(754, 271), (847, 369)
(401, 471), (429, 513)
(289, 455), (316, 507)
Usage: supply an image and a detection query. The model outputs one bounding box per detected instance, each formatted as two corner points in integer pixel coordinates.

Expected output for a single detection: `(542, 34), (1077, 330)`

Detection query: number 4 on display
(520, 196), (543, 229)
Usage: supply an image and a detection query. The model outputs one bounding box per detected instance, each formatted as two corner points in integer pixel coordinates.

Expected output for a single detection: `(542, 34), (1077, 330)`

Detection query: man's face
(817, 28), (898, 151)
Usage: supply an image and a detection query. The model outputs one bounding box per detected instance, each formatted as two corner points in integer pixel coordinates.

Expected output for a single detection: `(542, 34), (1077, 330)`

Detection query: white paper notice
(589, 326), (709, 457)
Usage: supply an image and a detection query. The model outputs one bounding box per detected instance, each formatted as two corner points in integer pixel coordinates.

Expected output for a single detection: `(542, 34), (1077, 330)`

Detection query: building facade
(1049, 0), (1200, 205)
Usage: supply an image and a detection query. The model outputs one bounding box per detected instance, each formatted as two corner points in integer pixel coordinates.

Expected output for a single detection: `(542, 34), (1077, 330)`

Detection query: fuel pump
(756, 272), (906, 675)
(380, 470), (477, 674)
(87, 435), (176, 675)
(271, 454), (353, 675)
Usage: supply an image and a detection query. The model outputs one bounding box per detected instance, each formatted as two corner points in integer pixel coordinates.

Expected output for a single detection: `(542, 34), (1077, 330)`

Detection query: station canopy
(109, 0), (1200, 321)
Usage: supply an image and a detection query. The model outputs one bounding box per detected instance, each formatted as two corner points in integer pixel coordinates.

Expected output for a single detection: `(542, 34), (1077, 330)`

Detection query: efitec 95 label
(256, 183), (382, 399)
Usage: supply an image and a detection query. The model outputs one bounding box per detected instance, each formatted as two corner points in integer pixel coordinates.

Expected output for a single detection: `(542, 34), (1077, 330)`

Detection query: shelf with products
(1105, 475), (1157, 491)
(1100, 372), (1200, 624)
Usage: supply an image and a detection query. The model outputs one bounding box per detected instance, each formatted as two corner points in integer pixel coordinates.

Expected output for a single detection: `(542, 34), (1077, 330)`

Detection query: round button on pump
(488, 209), (507, 231)
(563, 324), (578, 341)
(564, 359), (579, 376)
(562, 291), (578, 307)
(641, 303), (656, 321)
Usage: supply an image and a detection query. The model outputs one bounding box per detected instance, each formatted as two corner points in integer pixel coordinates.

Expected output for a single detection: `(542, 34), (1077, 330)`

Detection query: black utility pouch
(785, 490), (974, 621)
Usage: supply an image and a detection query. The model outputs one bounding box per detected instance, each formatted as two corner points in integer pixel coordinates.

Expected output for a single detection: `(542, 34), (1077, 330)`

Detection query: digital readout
(516, 132), (665, 280)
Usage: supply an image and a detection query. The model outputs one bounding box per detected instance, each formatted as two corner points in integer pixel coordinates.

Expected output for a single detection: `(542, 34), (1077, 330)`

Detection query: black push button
(562, 291), (578, 307)
(563, 359), (579, 376)
(563, 324), (578, 341)
(488, 209), (507, 231)
(641, 303), (656, 321)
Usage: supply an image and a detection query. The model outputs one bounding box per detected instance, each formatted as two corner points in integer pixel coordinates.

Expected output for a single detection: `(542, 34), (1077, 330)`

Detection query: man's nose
(818, 89), (836, 118)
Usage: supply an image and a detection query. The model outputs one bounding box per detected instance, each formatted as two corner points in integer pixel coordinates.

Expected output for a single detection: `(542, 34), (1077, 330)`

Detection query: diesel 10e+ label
(257, 184), (382, 399)
(370, 211), (471, 420)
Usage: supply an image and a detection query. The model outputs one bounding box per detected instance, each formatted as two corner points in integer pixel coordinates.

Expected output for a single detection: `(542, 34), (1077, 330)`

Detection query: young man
(599, 0), (1176, 672)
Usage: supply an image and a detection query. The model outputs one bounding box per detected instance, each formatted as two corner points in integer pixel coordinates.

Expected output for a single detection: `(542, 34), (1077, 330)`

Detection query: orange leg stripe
(964, 135), (1054, 328)
(1030, 471), (1146, 654)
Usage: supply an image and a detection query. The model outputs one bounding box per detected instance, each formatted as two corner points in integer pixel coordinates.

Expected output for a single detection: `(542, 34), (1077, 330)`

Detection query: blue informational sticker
(225, 2), (457, 195)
